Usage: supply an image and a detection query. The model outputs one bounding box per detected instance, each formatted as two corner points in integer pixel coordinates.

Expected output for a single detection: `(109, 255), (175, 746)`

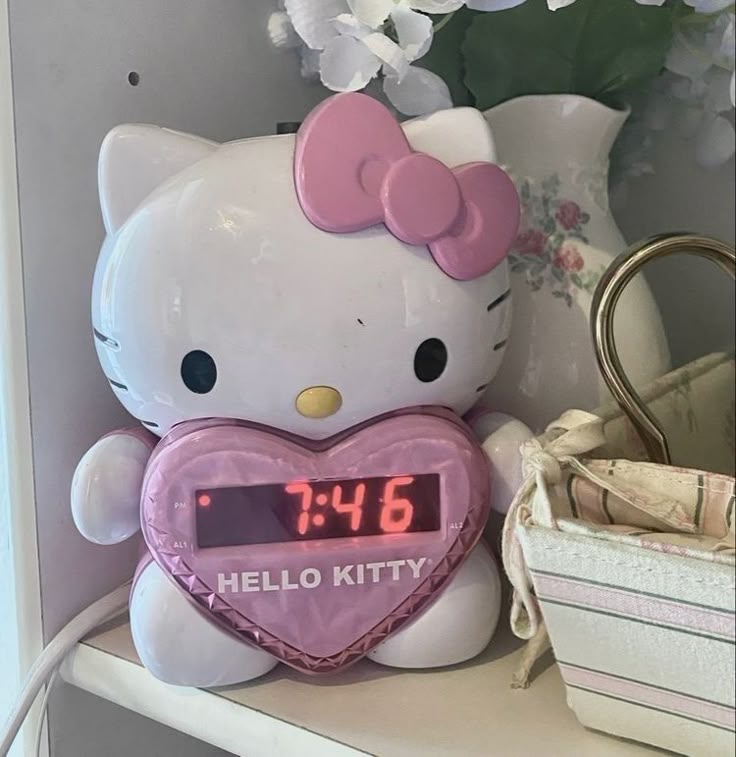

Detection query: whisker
(93, 327), (120, 349)
(487, 289), (511, 312)
(493, 339), (508, 351)
(107, 377), (128, 391)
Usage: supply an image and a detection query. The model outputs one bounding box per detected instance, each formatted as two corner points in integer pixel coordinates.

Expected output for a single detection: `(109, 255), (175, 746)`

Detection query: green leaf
(571, 273), (583, 287)
(462, 0), (675, 110)
(419, 9), (479, 107)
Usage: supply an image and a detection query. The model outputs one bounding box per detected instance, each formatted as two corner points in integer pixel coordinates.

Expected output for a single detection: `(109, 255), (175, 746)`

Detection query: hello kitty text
(217, 557), (428, 594)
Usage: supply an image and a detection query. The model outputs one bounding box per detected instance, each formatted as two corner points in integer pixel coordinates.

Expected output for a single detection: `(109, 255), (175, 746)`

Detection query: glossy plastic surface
(141, 410), (490, 673)
(92, 106), (513, 440)
(80, 96), (523, 683)
(129, 541), (500, 685)
(367, 541), (501, 668)
(130, 557), (278, 687)
(295, 93), (519, 280)
(71, 428), (156, 544)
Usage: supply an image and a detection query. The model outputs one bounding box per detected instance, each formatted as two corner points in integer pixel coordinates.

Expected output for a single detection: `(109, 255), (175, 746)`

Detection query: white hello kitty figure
(72, 93), (532, 687)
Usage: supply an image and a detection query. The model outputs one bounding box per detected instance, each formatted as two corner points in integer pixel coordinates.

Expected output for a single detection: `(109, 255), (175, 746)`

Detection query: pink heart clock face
(141, 410), (490, 673)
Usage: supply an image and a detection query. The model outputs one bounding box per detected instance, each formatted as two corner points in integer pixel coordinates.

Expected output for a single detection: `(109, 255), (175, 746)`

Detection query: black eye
(181, 350), (217, 394)
(414, 338), (447, 383)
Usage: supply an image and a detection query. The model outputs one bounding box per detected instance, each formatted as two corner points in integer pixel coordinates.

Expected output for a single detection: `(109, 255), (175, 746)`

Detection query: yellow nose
(295, 386), (342, 419)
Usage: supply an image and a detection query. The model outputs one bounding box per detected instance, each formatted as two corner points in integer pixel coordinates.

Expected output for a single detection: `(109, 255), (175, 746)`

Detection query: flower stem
(432, 11), (456, 34)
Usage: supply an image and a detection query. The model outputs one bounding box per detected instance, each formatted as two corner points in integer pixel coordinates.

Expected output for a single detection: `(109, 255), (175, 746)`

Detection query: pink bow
(294, 93), (520, 281)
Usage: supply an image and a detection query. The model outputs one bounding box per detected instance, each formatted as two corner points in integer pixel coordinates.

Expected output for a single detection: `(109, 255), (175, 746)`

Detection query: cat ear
(402, 108), (497, 168)
(98, 125), (218, 234)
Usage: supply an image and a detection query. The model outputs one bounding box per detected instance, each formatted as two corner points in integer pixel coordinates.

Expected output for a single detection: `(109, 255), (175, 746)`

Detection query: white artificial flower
(666, 33), (714, 80)
(270, 0), (453, 115)
(320, 13), (407, 91)
(466, 0), (528, 10)
(317, 1), (452, 114)
(703, 67), (734, 113)
(548, 0), (664, 8)
(659, 7), (736, 166)
(319, 10), (423, 88)
(348, 0), (467, 26)
(268, 11), (302, 49)
(684, 0), (734, 12)
(283, 0), (350, 50)
(383, 66), (453, 113)
(717, 13), (735, 67)
(268, 2), (351, 81)
(695, 114), (735, 166)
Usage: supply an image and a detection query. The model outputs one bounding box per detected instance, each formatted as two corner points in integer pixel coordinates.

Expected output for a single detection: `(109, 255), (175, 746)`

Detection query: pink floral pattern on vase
(509, 174), (605, 307)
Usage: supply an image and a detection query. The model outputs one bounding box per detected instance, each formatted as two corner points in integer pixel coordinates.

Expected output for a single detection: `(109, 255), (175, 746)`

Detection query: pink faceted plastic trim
(140, 409), (491, 674)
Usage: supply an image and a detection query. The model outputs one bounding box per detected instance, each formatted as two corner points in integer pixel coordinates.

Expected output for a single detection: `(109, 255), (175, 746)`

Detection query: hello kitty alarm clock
(71, 93), (533, 687)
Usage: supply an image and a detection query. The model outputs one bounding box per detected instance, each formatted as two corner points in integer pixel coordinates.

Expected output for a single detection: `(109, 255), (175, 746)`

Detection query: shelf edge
(60, 642), (367, 757)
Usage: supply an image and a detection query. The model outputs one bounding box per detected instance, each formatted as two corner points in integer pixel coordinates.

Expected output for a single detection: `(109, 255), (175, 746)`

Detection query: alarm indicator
(195, 474), (441, 548)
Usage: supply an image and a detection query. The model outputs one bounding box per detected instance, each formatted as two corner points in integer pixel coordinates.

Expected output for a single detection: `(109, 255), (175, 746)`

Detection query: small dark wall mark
(128, 71), (140, 86)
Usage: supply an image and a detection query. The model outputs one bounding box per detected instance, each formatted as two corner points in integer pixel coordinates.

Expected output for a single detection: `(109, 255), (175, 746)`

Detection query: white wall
(6, 1), (323, 754)
(614, 127), (735, 368)
(1, 1), (44, 753)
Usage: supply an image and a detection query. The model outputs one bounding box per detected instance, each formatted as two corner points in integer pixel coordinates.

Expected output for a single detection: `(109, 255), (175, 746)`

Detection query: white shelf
(60, 619), (659, 756)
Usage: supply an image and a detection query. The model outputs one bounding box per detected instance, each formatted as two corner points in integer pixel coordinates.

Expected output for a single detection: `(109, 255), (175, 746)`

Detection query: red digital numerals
(285, 477), (415, 537)
(380, 476), (414, 533)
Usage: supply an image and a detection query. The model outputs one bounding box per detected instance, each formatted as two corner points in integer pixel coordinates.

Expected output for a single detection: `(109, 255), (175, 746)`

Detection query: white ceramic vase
(482, 94), (671, 431)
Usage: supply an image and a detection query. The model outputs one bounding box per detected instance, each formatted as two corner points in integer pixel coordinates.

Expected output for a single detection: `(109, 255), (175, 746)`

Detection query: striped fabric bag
(502, 408), (735, 755)
(502, 235), (735, 754)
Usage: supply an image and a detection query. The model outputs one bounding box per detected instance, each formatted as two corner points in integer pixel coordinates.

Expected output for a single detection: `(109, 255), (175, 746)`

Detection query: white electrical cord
(0, 581), (131, 757)
(32, 670), (57, 757)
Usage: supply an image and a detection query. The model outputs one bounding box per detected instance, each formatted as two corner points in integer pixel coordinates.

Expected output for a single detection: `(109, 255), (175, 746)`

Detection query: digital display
(195, 474), (441, 548)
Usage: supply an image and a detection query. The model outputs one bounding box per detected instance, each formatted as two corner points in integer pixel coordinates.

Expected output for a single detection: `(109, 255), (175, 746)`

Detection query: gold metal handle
(591, 233), (736, 465)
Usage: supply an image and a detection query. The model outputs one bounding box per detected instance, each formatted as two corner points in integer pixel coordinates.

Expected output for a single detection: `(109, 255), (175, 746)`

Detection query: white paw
(72, 432), (152, 544)
(367, 544), (502, 669)
(477, 412), (533, 514)
(130, 561), (278, 687)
